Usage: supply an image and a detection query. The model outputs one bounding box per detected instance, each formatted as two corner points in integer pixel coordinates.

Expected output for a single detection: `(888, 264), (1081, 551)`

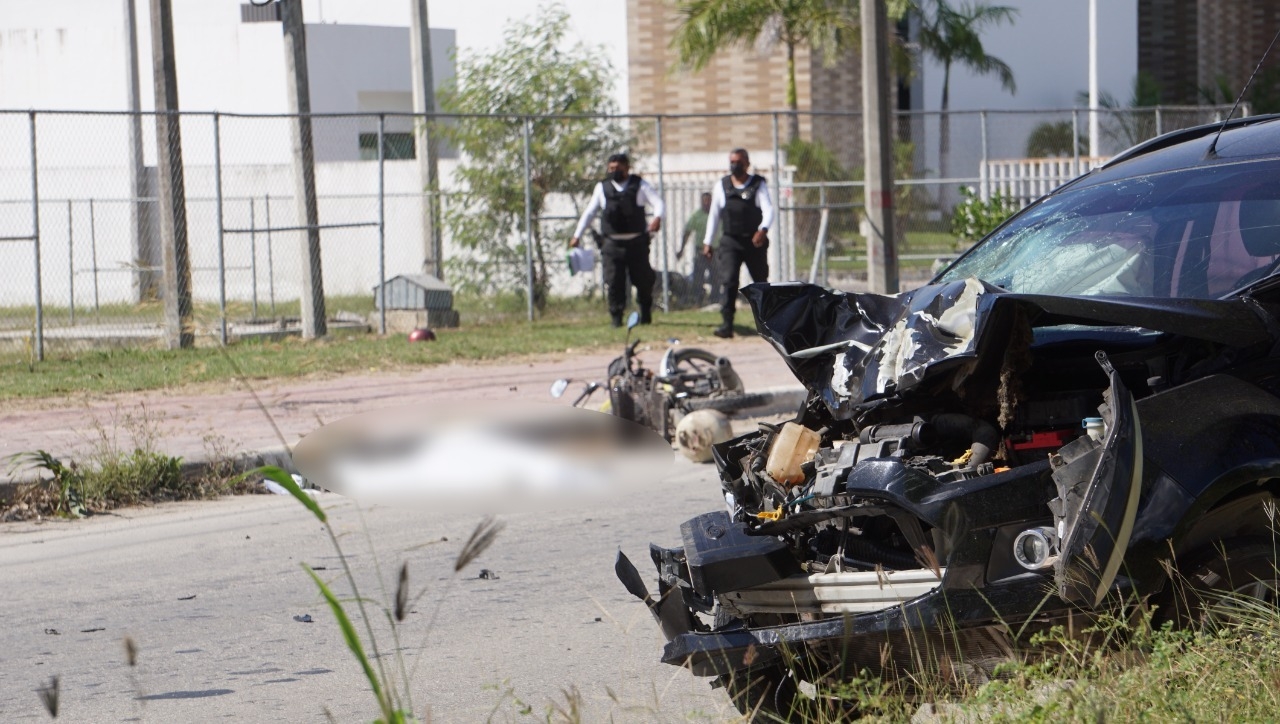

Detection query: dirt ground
(1, 335), (803, 480)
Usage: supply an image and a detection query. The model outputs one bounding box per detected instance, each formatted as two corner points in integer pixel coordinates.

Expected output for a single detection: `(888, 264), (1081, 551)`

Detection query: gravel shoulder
(1, 335), (800, 478)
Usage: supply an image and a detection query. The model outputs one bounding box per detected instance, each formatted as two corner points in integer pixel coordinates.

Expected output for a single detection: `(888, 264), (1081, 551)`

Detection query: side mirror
(626, 311), (640, 330)
(550, 379), (570, 398)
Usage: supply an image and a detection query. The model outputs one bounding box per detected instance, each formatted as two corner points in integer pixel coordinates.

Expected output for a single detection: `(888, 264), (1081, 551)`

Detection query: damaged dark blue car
(617, 115), (1280, 719)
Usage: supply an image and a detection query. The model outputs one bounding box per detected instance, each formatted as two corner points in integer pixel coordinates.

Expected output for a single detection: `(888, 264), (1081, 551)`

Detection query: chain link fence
(0, 105), (1241, 356)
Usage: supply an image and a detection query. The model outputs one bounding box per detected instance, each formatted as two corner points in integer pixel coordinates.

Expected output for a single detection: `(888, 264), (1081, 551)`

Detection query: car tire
(1157, 537), (1280, 626)
(716, 665), (801, 723)
(711, 608), (824, 722)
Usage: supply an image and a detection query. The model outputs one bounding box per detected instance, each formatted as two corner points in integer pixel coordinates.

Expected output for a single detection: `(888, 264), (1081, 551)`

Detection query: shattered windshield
(938, 159), (1280, 299)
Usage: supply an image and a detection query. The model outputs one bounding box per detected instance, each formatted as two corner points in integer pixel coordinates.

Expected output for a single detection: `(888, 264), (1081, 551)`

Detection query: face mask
(610, 169), (627, 183)
(729, 162), (745, 176)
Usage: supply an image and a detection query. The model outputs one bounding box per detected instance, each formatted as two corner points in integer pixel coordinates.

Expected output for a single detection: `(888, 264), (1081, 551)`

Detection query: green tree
(1025, 120), (1083, 158)
(670, 0), (858, 142)
(1198, 68), (1280, 115)
(438, 5), (632, 309)
(1077, 71), (1162, 152)
(913, 0), (1017, 177)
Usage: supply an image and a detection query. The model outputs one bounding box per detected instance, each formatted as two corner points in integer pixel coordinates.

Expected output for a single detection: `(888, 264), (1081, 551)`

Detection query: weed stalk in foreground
(253, 465), (503, 723)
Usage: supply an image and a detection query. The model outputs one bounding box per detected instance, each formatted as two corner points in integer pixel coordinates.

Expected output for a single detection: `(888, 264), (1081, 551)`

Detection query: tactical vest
(601, 175), (646, 236)
(721, 174), (764, 236)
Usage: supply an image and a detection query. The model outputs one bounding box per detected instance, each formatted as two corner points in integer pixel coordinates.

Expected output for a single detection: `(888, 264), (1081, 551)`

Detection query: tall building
(626, 0), (864, 169)
(1139, 0), (1280, 108)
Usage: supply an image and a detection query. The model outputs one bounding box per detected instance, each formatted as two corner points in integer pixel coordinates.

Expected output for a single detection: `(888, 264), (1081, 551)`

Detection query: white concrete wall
(0, 157), (465, 308)
(0, 2), (455, 166)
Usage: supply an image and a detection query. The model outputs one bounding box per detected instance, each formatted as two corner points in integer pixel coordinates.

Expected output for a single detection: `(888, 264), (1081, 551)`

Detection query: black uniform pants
(601, 233), (655, 320)
(689, 248), (720, 305)
(716, 233), (769, 323)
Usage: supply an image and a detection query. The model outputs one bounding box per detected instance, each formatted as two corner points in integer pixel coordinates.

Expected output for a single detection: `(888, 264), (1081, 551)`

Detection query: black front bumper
(663, 577), (1055, 676)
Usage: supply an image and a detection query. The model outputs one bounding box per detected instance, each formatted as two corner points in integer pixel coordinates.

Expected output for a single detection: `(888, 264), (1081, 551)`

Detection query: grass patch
(796, 231), (965, 275)
(0, 295), (378, 332)
(0, 294), (725, 402)
(3, 406), (250, 520)
(892, 609), (1280, 723)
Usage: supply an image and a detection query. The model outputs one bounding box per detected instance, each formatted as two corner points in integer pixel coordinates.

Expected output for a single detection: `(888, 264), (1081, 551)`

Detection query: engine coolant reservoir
(765, 422), (821, 485)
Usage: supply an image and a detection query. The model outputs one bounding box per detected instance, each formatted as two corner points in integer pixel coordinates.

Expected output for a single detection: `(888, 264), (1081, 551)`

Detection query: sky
(299, 0), (630, 110)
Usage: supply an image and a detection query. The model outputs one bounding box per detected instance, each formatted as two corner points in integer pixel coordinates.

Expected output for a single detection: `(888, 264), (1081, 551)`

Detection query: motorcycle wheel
(685, 391), (776, 414)
(1158, 538), (1280, 626)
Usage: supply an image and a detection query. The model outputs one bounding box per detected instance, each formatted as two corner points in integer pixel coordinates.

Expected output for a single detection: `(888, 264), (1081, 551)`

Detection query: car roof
(1060, 113), (1280, 194)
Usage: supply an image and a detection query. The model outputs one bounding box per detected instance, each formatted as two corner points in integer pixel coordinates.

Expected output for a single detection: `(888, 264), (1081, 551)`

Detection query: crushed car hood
(742, 278), (1275, 419)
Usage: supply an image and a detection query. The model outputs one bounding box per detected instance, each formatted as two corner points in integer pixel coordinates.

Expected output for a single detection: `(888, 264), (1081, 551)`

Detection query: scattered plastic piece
(262, 475), (319, 498)
(293, 614), (313, 623)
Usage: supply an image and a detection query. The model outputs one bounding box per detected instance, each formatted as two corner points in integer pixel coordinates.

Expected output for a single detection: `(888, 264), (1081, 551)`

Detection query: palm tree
(914, 0), (1017, 178)
(671, 0), (858, 142)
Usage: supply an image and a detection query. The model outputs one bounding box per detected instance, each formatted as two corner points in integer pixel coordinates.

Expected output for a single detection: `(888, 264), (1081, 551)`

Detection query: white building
(0, 0), (456, 310)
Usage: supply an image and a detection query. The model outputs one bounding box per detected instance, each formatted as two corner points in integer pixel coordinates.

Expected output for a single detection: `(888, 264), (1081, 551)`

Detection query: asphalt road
(0, 459), (741, 722)
(1, 336), (805, 722)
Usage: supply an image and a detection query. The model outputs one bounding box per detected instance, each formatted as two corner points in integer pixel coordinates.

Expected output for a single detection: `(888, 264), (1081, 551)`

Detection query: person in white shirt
(571, 153), (665, 327)
(702, 148), (773, 338)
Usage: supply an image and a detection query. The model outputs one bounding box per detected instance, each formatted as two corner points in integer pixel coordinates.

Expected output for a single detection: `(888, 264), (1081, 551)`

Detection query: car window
(938, 159), (1280, 299)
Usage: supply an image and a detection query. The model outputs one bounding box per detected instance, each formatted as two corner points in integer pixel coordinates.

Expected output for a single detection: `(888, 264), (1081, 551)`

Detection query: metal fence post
(377, 113), (387, 335)
(30, 111), (43, 362)
(656, 115), (669, 312)
(214, 111), (227, 345)
(67, 200), (75, 326)
(980, 110), (989, 201)
(265, 192), (276, 315)
(1072, 108), (1081, 176)
(772, 112), (784, 280)
(820, 184), (828, 285)
(1155, 106), (1163, 136)
(522, 116), (535, 322)
(249, 197), (258, 319)
(89, 198), (99, 310)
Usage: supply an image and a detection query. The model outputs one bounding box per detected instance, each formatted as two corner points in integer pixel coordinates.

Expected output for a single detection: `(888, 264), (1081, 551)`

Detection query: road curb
(1, 446), (298, 503)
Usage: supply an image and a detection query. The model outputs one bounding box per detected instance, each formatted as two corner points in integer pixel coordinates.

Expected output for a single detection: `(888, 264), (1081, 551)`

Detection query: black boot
(610, 314), (623, 328)
(713, 314), (734, 338)
(639, 306), (653, 325)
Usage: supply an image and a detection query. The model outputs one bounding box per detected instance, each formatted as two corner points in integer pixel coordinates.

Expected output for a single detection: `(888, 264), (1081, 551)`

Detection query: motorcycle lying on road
(550, 311), (775, 443)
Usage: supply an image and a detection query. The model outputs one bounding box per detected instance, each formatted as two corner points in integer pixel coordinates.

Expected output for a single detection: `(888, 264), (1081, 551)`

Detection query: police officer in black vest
(702, 148), (774, 338)
(571, 153), (666, 327)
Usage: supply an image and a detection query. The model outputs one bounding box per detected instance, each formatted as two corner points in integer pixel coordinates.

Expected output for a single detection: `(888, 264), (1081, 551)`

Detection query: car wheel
(1159, 538), (1280, 626)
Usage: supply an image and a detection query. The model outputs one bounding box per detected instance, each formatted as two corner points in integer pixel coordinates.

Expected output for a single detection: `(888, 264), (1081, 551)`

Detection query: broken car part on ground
(619, 114), (1280, 719)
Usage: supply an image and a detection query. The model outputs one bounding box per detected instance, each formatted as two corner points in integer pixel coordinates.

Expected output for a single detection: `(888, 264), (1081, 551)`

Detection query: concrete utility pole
(149, 0), (194, 348)
(281, 0), (326, 338)
(124, 0), (154, 302)
(861, 0), (898, 294)
(410, 0), (443, 279)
